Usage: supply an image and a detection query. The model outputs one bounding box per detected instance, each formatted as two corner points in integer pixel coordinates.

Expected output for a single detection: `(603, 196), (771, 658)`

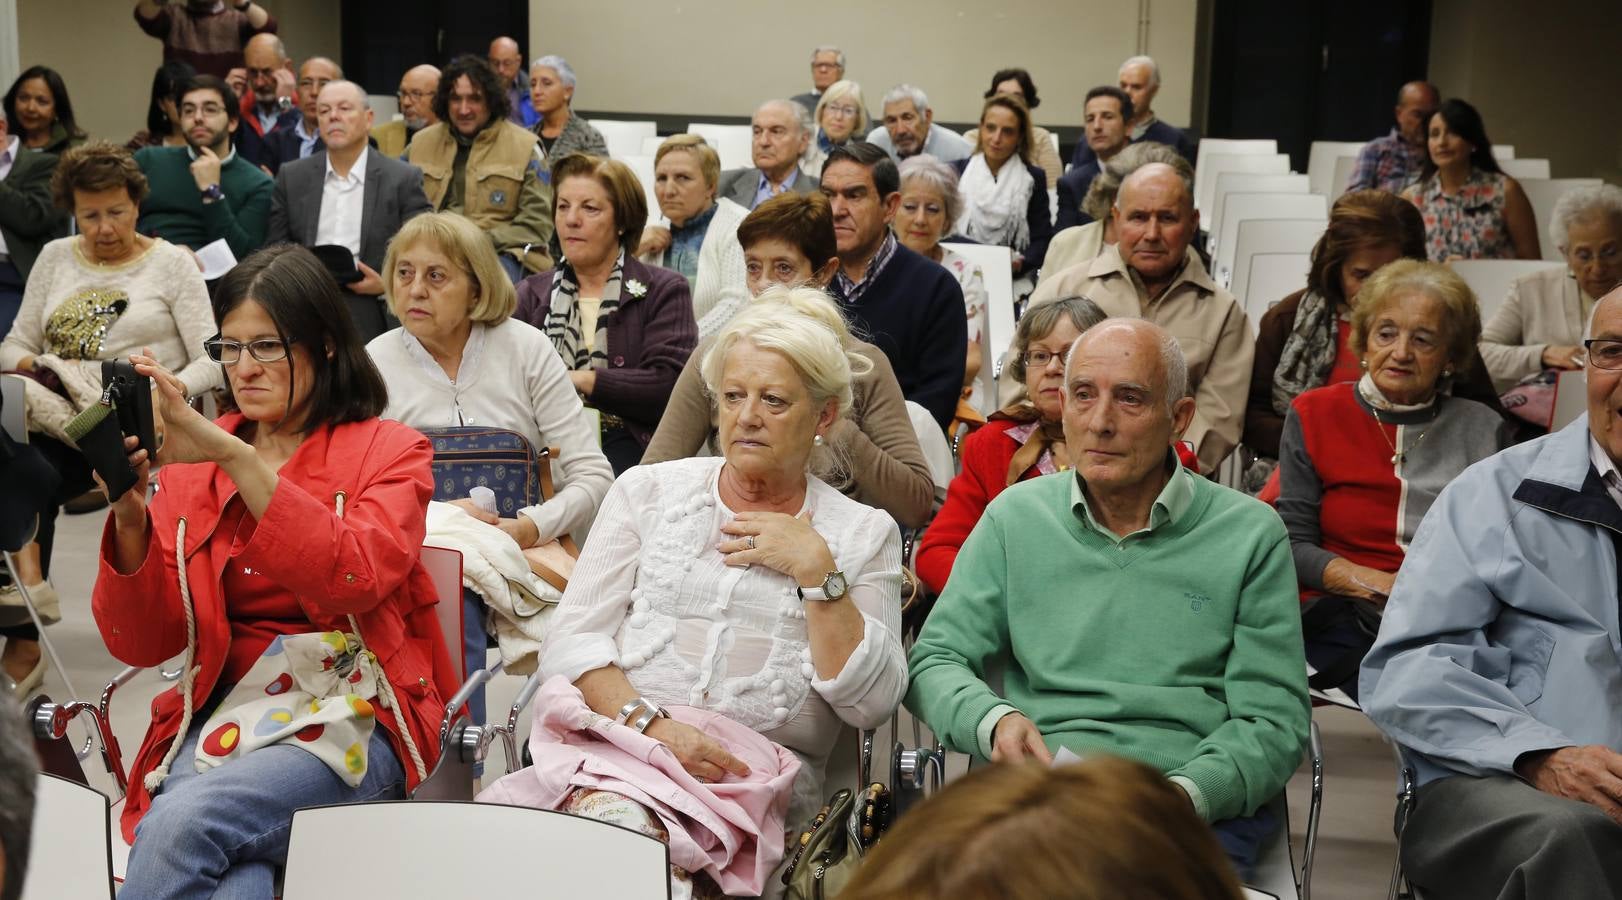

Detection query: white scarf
(954, 153), (1035, 252)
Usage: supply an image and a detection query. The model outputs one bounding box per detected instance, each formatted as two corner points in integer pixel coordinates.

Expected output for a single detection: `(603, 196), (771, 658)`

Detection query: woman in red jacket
(916, 297), (1104, 594)
(93, 245), (459, 898)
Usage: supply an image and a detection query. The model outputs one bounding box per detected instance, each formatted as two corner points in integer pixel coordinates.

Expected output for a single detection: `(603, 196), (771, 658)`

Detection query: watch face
(824, 571), (848, 599)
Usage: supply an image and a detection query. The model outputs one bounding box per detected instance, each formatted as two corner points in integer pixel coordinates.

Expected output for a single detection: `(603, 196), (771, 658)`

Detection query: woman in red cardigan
(94, 245), (459, 897)
(916, 297), (1105, 594)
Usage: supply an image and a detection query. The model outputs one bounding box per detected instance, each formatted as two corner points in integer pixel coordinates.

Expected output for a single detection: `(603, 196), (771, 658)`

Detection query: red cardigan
(92, 414), (460, 842)
(916, 420), (1046, 594)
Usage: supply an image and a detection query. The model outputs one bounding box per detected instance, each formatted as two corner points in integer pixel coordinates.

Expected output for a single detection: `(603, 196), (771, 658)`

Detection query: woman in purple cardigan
(516, 153), (697, 473)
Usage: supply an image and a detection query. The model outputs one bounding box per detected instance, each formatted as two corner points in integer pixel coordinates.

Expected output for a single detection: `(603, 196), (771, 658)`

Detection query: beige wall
(1429, 0), (1622, 183)
(529, 0), (1200, 130)
(14, 0), (340, 144)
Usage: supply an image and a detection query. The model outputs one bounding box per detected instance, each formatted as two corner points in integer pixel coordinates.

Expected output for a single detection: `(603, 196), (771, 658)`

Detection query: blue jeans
(1212, 801), (1279, 884)
(497, 253), (524, 284)
(120, 715), (405, 898)
(461, 587), (489, 731)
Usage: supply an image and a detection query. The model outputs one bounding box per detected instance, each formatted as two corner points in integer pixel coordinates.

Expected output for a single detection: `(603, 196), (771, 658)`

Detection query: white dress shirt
(0, 135), (17, 259)
(315, 146), (367, 258)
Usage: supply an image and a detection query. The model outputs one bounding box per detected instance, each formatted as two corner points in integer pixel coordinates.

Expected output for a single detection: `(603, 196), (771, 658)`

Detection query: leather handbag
(782, 788), (862, 900)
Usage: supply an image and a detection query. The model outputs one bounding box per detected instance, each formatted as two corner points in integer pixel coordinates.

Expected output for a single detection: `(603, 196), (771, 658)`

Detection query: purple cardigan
(514, 254), (696, 446)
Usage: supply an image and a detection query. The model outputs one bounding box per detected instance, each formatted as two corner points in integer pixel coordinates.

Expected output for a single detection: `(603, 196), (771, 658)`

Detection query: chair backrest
(1194, 138), (1278, 193)
(640, 134), (666, 156)
(282, 801), (671, 898)
(1239, 252), (1313, 324)
(420, 546), (466, 679)
(686, 122), (754, 170)
(617, 153), (661, 226)
(1329, 155), (1360, 202)
(1552, 369), (1587, 431)
(1498, 157), (1550, 180)
(1207, 173), (1310, 251)
(20, 774), (115, 900)
(941, 242), (1014, 416)
(1306, 140), (1366, 198)
(905, 401), (955, 494)
(1215, 194), (1329, 285)
(1519, 178), (1605, 261)
(1228, 219), (1328, 307)
(586, 119), (656, 159)
(1, 372), (25, 443)
(1195, 153), (1290, 217)
(1449, 259), (1564, 323)
(367, 94), (399, 122)
(1493, 144), (1516, 159)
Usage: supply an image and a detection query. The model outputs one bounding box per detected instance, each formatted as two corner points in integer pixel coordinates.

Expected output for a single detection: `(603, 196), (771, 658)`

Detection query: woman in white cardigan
(637, 134), (749, 335)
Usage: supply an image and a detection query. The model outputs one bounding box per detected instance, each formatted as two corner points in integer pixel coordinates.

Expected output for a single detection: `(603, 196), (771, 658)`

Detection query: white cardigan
(367, 318), (614, 543)
(643, 198), (750, 337)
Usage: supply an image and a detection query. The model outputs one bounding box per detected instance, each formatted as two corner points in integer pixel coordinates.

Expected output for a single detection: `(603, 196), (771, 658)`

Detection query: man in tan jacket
(1019, 162), (1253, 473)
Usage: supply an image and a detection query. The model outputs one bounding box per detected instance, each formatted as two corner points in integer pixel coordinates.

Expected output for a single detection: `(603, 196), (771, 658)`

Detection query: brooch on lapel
(626, 279), (648, 299)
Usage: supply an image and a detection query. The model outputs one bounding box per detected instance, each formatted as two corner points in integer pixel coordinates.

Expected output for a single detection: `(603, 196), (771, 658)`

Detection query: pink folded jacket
(478, 676), (801, 895)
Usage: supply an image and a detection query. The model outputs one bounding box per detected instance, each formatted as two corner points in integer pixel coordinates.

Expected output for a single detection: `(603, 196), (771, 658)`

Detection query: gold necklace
(1375, 416), (1432, 469)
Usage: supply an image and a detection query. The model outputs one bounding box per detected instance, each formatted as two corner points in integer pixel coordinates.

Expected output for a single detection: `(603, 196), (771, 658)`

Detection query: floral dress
(1402, 168), (1514, 262)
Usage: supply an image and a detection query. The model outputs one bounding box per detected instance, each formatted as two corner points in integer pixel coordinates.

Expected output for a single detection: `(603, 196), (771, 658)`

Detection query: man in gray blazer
(267, 79), (431, 340)
(714, 99), (818, 210)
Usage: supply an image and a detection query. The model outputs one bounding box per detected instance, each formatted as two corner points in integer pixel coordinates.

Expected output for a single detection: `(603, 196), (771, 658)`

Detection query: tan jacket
(371, 120), (410, 158)
(1036, 221), (1107, 285)
(1021, 245), (1254, 473)
(1479, 267), (1590, 393)
(407, 120), (554, 273)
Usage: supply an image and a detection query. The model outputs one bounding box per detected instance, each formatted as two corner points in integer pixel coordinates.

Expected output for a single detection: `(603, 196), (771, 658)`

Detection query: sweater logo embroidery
(489, 189), (507, 205)
(1184, 591), (1211, 613)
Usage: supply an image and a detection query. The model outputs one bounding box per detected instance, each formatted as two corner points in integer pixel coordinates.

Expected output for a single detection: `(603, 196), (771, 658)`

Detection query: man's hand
(225, 68), (249, 100)
(190, 146), (223, 192)
(1517, 745), (1622, 825)
(990, 712), (1053, 765)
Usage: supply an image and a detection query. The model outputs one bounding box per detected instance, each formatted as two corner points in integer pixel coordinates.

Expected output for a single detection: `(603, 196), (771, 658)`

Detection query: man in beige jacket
(1017, 162), (1253, 473)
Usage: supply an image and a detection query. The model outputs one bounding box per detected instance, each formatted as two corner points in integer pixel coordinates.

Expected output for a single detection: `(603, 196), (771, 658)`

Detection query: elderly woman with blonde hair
(802, 79), (869, 178)
(1276, 259), (1510, 699)
(640, 134), (749, 330)
(483, 286), (908, 896)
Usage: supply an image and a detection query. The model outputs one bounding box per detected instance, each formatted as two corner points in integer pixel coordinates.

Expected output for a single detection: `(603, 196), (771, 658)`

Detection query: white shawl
(954, 153), (1035, 252)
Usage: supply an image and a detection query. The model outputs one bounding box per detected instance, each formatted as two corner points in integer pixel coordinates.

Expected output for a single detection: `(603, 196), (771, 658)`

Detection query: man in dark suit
(0, 109), (70, 335)
(267, 80), (432, 340)
(1056, 86), (1132, 230)
(715, 99), (818, 210)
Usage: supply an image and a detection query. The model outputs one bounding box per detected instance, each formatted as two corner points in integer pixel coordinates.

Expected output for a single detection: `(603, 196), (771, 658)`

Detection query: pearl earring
(813, 434), (825, 447)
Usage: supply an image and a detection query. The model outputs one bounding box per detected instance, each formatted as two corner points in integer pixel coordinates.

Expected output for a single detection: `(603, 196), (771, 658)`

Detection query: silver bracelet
(615, 699), (647, 726)
(629, 700), (669, 733)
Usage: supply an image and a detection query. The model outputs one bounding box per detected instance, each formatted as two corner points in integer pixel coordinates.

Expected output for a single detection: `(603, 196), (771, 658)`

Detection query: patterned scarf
(1270, 290), (1340, 417)
(544, 251), (625, 371)
(989, 402), (1066, 486)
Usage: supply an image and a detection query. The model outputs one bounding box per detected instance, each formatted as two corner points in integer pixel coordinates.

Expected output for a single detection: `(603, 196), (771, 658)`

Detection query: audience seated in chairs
(1361, 285), (1622, 900)
(1056, 85), (1133, 231)
(802, 79), (869, 179)
(259, 56), (340, 175)
(717, 99), (819, 211)
(962, 68), (1064, 188)
(528, 55), (609, 171)
(126, 61), (197, 152)
(1276, 260), (1509, 700)
(1026, 162), (1251, 473)
(638, 134), (749, 336)
(0, 104), (73, 338)
(841, 756), (1247, 900)
(1480, 183), (1622, 392)
(135, 74), (275, 260)
(3, 66), (87, 156)
(915, 296), (1105, 595)
(1041, 140), (1190, 281)
(894, 154), (990, 401)
(1, 141), (220, 696)
(866, 83), (971, 165)
(406, 54), (554, 281)
(820, 142), (967, 430)
(907, 317), (1309, 880)
(953, 94), (1052, 277)
(1344, 81), (1439, 194)
(515, 153), (696, 474)
(645, 191), (935, 530)
(481, 290), (908, 895)
(1070, 56), (1194, 168)
(372, 64), (439, 159)
(92, 245), (459, 896)
(1401, 97), (1540, 261)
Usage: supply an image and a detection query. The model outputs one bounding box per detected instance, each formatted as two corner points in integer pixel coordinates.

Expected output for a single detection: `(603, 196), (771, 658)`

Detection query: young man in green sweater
(134, 74), (272, 262)
(907, 318), (1309, 878)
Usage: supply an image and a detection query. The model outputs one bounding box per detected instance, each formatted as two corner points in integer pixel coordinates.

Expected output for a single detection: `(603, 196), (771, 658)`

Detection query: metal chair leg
(3, 548), (77, 699)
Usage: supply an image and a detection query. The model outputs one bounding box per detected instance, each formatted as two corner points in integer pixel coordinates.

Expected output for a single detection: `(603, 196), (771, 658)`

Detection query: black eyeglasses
(1584, 339), (1622, 370)
(1021, 343), (1075, 369)
(204, 336), (289, 365)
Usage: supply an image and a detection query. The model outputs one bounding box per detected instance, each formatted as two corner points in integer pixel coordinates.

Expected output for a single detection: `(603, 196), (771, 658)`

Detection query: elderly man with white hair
(907, 316), (1309, 880)
(527, 54), (608, 166)
(716, 99), (820, 210)
(865, 84), (972, 164)
(792, 45), (846, 116)
(1070, 56), (1194, 169)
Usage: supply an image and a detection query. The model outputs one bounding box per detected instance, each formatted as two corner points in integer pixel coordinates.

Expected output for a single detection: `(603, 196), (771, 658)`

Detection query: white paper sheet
(195, 239), (238, 281)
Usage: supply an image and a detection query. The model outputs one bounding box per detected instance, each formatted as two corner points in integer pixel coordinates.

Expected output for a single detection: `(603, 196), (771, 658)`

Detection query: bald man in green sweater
(907, 319), (1309, 878)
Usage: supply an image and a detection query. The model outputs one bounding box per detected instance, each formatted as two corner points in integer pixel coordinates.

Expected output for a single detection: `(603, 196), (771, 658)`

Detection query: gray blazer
(267, 147), (433, 272)
(715, 166), (819, 210)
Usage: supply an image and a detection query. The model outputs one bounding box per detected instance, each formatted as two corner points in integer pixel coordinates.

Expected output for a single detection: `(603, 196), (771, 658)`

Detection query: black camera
(101, 360), (158, 460)
(64, 361), (157, 502)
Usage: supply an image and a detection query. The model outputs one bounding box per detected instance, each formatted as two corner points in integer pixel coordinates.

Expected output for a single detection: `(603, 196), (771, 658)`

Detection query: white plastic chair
(1519, 178), (1605, 261)
(19, 774), (115, 900)
(1215, 194), (1329, 286)
(1497, 158), (1550, 180)
(282, 801), (670, 898)
(1329, 156), (1360, 201)
(1552, 369), (1586, 431)
(639, 134), (666, 156)
(1306, 141), (1366, 198)
(1228, 220), (1328, 310)
(905, 400), (955, 501)
(1208, 173), (1310, 253)
(1195, 139), (1279, 198)
(686, 122), (754, 170)
(586, 119), (655, 159)
(617, 154), (662, 227)
(366, 94), (398, 122)
(1240, 252), (1313, 324)
(1449, 259), (1563, 323)
(1196, 154), (1290, 217)
(941, 242), (1014, 416)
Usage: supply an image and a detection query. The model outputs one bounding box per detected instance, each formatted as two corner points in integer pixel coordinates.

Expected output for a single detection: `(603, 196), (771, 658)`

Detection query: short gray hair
(897, 154), (963, 225)
(758, 98), (813, 137)
(1069, 319), (1189, 414)
(1550, 183), (1622, 251)
(531, 54), (577, 89)
(883, 83), (931, 115)
(811, 45), (846, 69)
(1120, 55), (1161, 87)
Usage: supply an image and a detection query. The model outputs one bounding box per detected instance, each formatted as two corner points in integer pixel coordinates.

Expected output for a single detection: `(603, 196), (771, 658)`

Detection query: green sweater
(905, 467), (1309, 822)
(133, 145), (273, 260)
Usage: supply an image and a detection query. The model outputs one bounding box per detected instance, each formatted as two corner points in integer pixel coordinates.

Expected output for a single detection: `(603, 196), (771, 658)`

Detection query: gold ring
(747, 535), (756, 550)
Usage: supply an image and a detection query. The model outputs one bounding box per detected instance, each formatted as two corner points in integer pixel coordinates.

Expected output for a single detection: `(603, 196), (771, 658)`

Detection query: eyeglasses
(1584, 339), (1622, 370)
(823, 104), (859, 118)
(397, 89), (434, 102)
(205, 336), (290, 365)
(1021, 344), (1074, 369)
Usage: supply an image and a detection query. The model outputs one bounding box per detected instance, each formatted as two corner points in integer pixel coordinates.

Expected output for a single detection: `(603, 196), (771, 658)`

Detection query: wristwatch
(798, 570), (849, 603)
(200, 183), (224, 204)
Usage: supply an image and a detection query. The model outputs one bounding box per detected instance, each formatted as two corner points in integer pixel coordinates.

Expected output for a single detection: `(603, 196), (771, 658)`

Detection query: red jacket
(92, 414), (459, 842)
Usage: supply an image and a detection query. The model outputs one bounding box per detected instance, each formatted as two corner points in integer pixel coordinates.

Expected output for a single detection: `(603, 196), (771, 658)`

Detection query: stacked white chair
(20, 775), (115, 900)
(1240, 252), (1314, 323)
(1497, 158), (1550, 180)
(1329, 156), (1362, 201)
(1196, 154), (1290, 218)
(1307, 141), (1366, 198)
(1214, 194), (1329, 286)
(1491, 145), (1516, 159)
(1208, 173), (1310, 253)
(1194, 138), (1278, 203)
(639, 134), (665, 156)
(941, 242), (1015, 415)
(616, 154), (661, 225)
(686, 122), (754, 171)
(1518, 178), (1604, 261)
(586, 119), (656, 159)
(1449, 259), (1563, 323)
(1227, 219), (1329, 309)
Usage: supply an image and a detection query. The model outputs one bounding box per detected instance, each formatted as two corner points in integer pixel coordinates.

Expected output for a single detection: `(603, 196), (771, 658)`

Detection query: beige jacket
(1036, 221), (1107, 285)
(1479, 267), (1590, 393)
(1020, 245), (1254, 473)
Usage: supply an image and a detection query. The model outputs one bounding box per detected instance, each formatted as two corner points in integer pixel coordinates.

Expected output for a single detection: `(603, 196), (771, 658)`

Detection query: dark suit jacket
(716, 166), (819, 210)
(950, 158), (1053, 272)
(0, 147), (70, 278)
(1070, 117), (1196, 169)
(1055, 159), (1102, 231)
(266, 148), (433, 273)
(235, 107), (300, 171)
(262, 123), (323, 176)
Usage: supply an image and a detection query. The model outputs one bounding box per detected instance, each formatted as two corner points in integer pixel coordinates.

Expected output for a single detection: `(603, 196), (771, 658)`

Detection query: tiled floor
(24, 508), (1403, 898)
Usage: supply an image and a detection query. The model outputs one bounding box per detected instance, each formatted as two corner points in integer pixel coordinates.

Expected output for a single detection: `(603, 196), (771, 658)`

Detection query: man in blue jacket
(1362, 285), (1622, 899)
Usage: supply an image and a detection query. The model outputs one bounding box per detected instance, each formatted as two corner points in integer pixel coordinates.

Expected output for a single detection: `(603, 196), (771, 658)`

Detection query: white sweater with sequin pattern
(540, 455), (907, 818)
